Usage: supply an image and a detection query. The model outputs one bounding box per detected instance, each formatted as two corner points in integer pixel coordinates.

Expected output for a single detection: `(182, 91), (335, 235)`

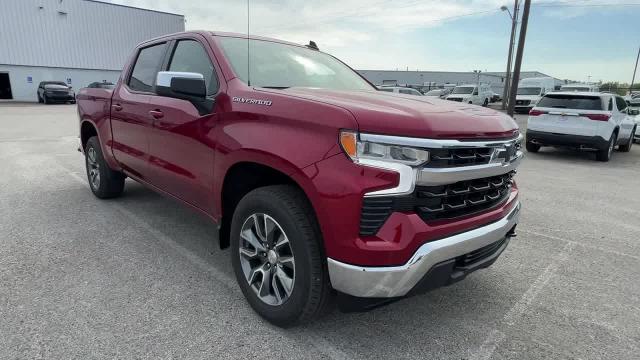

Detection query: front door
(146, 38), (220, 212)
(110, 42), (168, 181)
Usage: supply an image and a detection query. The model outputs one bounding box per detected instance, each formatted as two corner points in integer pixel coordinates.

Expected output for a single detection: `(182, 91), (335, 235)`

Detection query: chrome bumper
(327, 201), (521, 298)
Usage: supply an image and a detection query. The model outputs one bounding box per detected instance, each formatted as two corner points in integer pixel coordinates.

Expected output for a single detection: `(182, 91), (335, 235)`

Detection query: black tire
(525, 140), (540, 153)
(43, 94), (48, 104)
(596, 132), (617, 162)
(618, 127), (635, 152)
(84, 136), (125, 198)
(37, 94), (43, 103)
(230, 185), (331, 327)
(482, 98), (489, 107)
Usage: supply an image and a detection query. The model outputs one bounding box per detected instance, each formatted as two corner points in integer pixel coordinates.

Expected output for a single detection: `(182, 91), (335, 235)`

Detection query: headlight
(339, 131), (429, 166)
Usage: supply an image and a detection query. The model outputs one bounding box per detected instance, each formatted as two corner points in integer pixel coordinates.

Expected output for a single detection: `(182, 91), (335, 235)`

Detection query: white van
(514, 77), (556, 113)
(559, 83), (600, 92)
(446, 83), (492, 106)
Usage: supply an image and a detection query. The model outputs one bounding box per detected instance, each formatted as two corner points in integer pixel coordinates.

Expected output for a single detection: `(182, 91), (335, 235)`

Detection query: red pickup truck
(77, 31), (522, 326)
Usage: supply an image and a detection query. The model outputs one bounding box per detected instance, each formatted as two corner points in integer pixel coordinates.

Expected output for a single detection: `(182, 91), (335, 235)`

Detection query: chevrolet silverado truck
(76, 31), (522, 326)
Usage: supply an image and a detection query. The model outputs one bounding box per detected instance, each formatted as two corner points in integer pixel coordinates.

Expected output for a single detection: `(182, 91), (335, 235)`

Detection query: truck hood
(261, 88), (518, 139)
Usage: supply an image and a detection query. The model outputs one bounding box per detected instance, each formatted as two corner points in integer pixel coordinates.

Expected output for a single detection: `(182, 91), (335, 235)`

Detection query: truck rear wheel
(230, 185), (331, 327)
(84, 136), (125, 198)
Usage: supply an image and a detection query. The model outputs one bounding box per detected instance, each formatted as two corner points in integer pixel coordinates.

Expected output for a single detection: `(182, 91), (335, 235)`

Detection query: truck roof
(136, 30), (311, 51)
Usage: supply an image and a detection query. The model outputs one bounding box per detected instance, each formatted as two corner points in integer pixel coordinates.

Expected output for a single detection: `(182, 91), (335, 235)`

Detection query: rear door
(110, 42), (168, 181)
(530, 94), (607, 136)
(146, 36), (220, 211)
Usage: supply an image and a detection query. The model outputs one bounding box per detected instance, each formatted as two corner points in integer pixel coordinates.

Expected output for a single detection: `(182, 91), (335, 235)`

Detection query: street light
(500, 5), (512, 19)
(501, 1), (519, 110)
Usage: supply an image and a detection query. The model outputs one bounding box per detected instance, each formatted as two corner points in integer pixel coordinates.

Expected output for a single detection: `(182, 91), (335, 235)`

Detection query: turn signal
(339, 131), (358, 159)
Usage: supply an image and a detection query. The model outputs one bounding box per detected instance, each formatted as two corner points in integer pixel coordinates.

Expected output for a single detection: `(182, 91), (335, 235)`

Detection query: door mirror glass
(156, 71), (206, 100)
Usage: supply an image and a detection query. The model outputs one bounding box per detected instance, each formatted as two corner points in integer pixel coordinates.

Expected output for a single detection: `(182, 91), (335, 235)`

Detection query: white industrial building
(0, 0), (184, 102)
(357, 70), (565, 95)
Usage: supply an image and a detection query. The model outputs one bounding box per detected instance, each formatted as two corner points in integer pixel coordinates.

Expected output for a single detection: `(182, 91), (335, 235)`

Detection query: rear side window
(615, 96), (627, 111)
(128, 43), (167, 92)
(536, 94), (603, 110)
(379, 88), (394, 92)
(399, 89), (412, 94)
(168, 40), (218, 95)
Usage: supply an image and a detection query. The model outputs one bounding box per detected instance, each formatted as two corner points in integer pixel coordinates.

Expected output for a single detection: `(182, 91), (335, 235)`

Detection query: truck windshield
(452, 87), (474, 94)
(536, 94), (603, 110)
(517, 87), (541, 95)
(218, 37), (374, 91)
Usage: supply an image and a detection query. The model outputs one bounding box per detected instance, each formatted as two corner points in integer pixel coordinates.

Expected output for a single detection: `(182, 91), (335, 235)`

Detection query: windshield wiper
(260, 86), (290, 89)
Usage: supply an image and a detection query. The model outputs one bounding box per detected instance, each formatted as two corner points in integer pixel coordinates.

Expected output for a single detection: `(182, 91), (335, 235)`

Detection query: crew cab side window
(128, 42), (167, 93)
(168, 40), (218, 95)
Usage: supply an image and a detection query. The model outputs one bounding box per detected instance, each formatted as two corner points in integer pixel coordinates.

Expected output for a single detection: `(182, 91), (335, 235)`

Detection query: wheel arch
(80, 119), (99, 150)
(217, 158), (322, 250)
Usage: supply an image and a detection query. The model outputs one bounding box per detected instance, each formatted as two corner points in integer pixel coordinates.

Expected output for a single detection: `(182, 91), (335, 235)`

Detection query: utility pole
(507, 0), (531, 117)
(630, 46), (639, 96)
(501, 0), (519, 110)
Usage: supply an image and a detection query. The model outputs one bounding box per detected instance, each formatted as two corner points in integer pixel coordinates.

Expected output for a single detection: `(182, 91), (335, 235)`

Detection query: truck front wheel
(230, 185), (331, 327)
(84, 136), (125, 198)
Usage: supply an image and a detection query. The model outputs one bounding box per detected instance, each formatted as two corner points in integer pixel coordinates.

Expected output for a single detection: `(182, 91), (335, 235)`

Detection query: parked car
(559, 83), (599, 92)
(87, 81), (116, 89)
(37, 81), (75, 104)
(514, 77), (556, 113)
(378, 86), (423, 96)
(526, 92), (636, 161)
(490, 92), (502, 103)
(446, 84), (492, 106)
(423, 88), (451, 98)
(76, 31), (522, 326)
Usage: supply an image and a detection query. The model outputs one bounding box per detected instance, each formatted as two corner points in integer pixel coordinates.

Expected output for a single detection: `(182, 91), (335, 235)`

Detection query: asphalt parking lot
(1, 103), (639, 359)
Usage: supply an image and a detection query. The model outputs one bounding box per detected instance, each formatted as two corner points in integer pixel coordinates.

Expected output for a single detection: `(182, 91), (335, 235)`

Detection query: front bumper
(45, 93), (75, 101)
(327, 201), (520, 298)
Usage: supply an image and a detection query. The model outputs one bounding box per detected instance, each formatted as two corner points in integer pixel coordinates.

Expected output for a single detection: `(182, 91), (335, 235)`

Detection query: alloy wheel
(86, 147), (100, 190)
(238, 213), (295, 306)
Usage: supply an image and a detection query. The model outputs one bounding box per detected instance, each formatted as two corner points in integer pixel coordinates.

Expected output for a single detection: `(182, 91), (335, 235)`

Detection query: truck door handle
(112, 104), (123, 111)
(149, 110), (164, 119)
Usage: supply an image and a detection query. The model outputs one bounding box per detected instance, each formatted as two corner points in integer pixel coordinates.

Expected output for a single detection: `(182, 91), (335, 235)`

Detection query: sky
(109, 0), (640, 83)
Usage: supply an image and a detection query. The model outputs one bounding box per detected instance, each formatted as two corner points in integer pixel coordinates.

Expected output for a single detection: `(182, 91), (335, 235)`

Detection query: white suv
(526, 92), (637, 161)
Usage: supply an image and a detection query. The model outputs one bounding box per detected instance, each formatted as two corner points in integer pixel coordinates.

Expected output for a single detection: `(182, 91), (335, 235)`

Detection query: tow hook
(506, 226), (518, 238)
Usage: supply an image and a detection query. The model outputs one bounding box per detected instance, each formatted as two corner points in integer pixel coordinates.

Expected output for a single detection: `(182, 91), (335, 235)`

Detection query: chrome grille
(416, 172), (513, 221)
(359, 172), (515, 236)
(428, 147), (493, 168)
